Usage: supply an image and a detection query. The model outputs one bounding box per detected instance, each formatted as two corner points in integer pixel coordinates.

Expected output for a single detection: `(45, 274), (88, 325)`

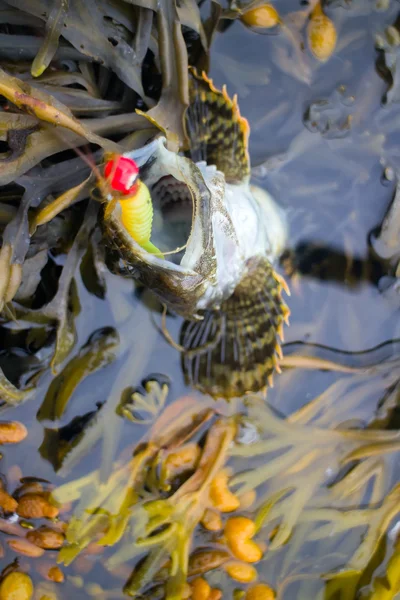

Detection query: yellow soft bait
(103, 155), (163, 258)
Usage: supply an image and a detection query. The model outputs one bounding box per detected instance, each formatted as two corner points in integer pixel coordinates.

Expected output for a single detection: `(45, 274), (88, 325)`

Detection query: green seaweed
(0, 67), (122, 153)
(15, 202), (98, 372)
(39, 405), (104, 472)
(230, 374), (400, 548)
(117, 376), (169, 424)
(6, 0), (147, 98)
(37, 326), (119, 420)
(0, 3), (399, 599)
(44, 357), (400, 599)
(0, 365), (33, 405)
(365, 536), (400, 600)
(136, 0), (189, 151)
(52, 393), (219, 587)
(31, 0), (69, 77)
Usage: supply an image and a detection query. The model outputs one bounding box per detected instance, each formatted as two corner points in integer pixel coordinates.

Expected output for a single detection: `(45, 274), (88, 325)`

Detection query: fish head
(101, 136), (225, 316)
(101, 136), (286, 318)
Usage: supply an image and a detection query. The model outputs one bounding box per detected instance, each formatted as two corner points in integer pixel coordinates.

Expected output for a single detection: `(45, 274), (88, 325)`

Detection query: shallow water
(1, 0), (400, 598)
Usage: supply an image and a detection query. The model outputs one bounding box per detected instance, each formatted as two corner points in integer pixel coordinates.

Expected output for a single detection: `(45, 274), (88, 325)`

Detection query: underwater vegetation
(49, 364), (400, 599)
(0, 0), (400, 599)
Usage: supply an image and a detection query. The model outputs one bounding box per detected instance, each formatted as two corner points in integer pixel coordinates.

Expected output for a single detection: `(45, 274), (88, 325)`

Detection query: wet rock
(376, 23), (400, 104)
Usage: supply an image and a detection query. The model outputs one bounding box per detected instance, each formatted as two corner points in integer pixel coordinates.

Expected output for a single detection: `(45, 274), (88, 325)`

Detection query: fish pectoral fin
(187, 68), (250, 184)
(179, 256), (290, 399)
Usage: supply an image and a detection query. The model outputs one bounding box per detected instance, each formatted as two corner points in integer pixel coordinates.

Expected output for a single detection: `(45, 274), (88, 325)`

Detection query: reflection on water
(1, 0), (400, 598)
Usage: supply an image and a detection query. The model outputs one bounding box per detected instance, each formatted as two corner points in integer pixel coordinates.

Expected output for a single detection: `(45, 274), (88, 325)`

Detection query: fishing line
(283, 338), (400, 359)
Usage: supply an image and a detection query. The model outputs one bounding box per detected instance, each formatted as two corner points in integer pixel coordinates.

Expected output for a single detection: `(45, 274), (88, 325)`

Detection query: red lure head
(104, 155), (140, 196)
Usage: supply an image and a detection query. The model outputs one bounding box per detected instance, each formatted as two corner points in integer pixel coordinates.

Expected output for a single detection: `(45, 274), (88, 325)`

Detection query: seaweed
(39, 404), (104, 471)
(30, 0), (69, 78)
(0, 0), (216, 404)
(136, 0), (189, 151)
(54, 415), (234, 599)
(376, 21), (400, 106)
(122, 417), (235, 599)
(6, 0), (147, 97)
(0, 365), (33, 404)
(41, 354), (400, 599)
(116, 374), (170, 424)
(227, 363), (400, 598)
(14, 202), (98, 372)
(37, 326), (119, 420)
(52, 391), (217, 576)
(0, 2), (400, 599)
(365, 535), (400, 599)
(0, 68), (122, 152)
(372, 180), (400, 261)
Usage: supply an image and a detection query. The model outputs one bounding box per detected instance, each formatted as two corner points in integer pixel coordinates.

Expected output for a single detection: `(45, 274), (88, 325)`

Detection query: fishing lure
(103, 154), (163, 258)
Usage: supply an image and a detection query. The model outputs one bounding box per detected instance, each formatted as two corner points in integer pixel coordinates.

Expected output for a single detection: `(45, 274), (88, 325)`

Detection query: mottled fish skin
(101, 69), (289, 397)
(181, 256), (289, 398)
(185, 68), (251, 184)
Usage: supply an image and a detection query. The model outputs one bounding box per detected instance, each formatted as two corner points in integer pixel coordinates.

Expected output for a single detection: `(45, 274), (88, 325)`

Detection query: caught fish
(100, 69), (289, 398)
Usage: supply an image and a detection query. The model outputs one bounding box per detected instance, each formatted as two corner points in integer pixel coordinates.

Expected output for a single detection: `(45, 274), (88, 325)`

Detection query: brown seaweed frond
(53, 395), (237, 598)
(229, 359), (400, 579)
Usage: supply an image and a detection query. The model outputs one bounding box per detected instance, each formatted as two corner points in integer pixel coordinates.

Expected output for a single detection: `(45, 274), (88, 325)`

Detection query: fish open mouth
(102, 137), (216, 316)
(104, 135), (219, 318)
(113, 136), (211, 272)
(150, 175), (194, 265)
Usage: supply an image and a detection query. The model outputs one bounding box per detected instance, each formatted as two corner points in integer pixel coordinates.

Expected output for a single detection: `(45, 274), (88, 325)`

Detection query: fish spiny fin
(186, 67), (250, 183)
(180, 256), (290, 399)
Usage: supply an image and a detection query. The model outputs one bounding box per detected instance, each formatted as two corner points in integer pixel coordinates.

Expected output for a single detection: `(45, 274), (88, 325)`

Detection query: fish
(101, 69), (289, 398)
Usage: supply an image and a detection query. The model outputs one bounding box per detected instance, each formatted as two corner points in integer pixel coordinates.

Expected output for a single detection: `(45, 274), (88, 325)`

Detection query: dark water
(2, 1), (400, 598)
